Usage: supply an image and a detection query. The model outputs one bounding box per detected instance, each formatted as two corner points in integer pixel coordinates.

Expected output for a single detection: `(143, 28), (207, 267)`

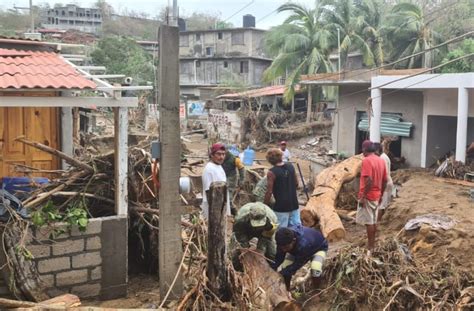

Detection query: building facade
(40, 4), (102, 34)
(178, 16), (272, 99)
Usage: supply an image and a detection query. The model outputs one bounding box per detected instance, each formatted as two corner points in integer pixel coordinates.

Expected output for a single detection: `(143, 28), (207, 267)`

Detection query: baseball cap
(210, 143), (226, 155)
(280, 141), (287, 145)
(249, 203), (267, 227)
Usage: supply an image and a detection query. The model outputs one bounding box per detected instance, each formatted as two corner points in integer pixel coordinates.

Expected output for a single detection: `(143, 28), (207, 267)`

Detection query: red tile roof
(217, 85), (301, 99)
(0, 48), (96, 89)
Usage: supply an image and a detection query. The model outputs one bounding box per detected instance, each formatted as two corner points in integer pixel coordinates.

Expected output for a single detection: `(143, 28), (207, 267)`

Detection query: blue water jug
(229, 145), (240, 157)
(243, 147), (255, 166)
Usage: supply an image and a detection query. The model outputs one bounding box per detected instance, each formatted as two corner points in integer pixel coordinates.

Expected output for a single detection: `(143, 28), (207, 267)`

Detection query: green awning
(357, 113), (413, 137)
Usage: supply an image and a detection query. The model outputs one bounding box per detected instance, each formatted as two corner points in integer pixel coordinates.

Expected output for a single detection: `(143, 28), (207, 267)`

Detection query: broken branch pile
(303, 238), (473, 310)
(435, 156), (474, 180)
(242, 111), (333, 144)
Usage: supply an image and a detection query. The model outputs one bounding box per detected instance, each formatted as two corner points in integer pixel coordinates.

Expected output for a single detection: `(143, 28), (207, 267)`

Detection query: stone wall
(0, 215), (127, 300)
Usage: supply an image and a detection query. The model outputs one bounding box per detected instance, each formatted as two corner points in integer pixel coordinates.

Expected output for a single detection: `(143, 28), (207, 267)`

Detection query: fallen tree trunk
(301, 155), (363, 242)
(241, 251), (302, 310)
(0, 225), (49, 302)
(0, 294), (81, 309)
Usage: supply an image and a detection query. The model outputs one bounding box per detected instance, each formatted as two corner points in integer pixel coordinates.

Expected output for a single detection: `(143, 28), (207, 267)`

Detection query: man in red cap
(201, 143), (230, 219)
(279, 141), (291, 163)
(357, 140), (387, 254)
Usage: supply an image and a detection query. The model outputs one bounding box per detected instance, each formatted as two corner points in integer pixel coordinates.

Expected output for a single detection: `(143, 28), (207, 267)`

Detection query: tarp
(358, 113), (413, 137)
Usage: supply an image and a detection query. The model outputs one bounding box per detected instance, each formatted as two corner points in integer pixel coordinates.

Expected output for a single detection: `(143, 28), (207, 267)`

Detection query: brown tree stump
(206, 181), (230, 300)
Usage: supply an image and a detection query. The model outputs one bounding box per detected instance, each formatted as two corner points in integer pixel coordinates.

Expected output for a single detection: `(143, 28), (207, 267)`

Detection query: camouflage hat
(249, 203), (267, 227)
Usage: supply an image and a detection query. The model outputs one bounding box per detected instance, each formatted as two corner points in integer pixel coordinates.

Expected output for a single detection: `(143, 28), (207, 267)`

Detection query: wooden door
(0, 107), (59, 177)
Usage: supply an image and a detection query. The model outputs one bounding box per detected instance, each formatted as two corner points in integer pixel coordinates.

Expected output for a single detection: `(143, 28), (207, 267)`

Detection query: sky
(0, 0), (315, 29)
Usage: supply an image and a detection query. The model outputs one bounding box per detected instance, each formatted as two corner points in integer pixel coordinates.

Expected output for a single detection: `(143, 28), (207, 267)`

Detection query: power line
(223, 0), (255, 23)
(335, 52), (474, 112)
(301, 30), (474, 85)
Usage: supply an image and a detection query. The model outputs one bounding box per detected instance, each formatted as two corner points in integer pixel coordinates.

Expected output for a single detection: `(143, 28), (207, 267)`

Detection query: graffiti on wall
(207, 109), (241, 144)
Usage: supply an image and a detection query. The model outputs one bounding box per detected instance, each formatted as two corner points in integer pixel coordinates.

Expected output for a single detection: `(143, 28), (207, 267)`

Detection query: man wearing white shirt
(375, 142), (393, 221)
(280, 141), (291, 163)
(201, 143), (230, 219)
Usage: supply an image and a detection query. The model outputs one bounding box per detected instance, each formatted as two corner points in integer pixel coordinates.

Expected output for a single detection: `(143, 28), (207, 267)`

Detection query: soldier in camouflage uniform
(222, 150), (245, 215)
(252, 176), (275, 206)
(232, 202), (279, 262)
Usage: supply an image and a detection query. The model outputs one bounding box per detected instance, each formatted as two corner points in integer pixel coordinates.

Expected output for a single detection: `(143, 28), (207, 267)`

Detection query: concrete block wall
(0, 215), (127, 300)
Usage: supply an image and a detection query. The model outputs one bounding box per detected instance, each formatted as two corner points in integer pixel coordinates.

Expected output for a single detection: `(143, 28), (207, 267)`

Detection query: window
(218, 32), (223, 40)
(223, 61), (228, 68)
(206, 47), (213, 56)
(179, 35), (189, 47)
(240, 61), (249, 73)
(231, 32), (244, 45)
(196, 61), (201, 67)
(196, 33), (201, 41)
(62, 10), (65, 16)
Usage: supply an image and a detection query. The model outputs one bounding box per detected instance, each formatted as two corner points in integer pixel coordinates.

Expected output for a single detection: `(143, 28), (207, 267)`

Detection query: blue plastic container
(229, 145), (240, 157)
(243, 147), (255, 166)
(1, 177), (49, 194)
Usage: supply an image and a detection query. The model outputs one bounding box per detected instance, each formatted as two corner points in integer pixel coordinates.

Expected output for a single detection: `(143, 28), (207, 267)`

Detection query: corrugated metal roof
(217, 85), (301, 99)
(358, 113), (413, 137)
(0, 48), (96, 89)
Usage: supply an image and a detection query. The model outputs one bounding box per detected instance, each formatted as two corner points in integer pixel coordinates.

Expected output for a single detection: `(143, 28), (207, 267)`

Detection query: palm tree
(384, 1), (442, 68)
(356, 0), (386, 67)
(322, 0), (375, 69)
(263, 2), (333, 122)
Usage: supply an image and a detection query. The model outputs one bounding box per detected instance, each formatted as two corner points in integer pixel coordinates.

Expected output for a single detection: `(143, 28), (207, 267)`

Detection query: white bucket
(179, 177), (192, 194)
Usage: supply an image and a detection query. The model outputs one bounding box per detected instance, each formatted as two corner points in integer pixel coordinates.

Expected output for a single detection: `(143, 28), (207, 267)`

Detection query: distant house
(300, 71), (474, 168)
(40, 4), (102, 34)
(178, 15), (272, 100)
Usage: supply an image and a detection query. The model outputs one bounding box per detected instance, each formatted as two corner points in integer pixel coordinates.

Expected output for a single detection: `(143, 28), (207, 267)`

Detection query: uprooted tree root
(303, 238), (473, 310)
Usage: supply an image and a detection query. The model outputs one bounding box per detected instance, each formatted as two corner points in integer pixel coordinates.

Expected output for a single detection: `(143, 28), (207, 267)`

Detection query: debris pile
(243, 111), (333, 144)
(303, 238), (473, 310)
(435, 156), (474, 180)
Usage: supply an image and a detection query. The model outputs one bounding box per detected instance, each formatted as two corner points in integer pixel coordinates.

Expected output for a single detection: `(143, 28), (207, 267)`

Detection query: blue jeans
(274, 209), (301, 227)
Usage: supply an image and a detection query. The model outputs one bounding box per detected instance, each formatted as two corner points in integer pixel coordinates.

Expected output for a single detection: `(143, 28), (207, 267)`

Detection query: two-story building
(178, 15), (272, 100)
(40, 4), (102, 34)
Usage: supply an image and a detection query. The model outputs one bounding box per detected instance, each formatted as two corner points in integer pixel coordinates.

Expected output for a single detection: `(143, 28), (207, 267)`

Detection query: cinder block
(72, 252), (102, 268)
(90, 266), (102, 280)
(86, 236), (101, 251)
(39, 274), (55, 287)
(71, 283), (101, 298)
(52, 239), (84, 256)
(28, 244), (51, 259)
(38, 257), (70, 273)
(35, 224), (70, 241)
(56, 269), (88, 286)
(71, 219), (102, 236)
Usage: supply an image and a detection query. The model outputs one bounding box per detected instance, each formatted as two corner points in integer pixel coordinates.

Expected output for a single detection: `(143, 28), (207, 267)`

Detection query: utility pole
(30, 0), (34, 32)
(172, 0), (178, 26)
(14, 1), (35, 33)
(158, 24), (183, 302)
(335, 28), (341, 153)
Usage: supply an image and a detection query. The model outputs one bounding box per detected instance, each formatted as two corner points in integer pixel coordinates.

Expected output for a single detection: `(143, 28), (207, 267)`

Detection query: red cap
(280, 141), (287, 145)
(210, 143), (226, 155)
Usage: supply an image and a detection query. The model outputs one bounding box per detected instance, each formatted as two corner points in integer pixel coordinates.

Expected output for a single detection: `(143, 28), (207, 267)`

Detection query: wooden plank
(0, 97), (138, 108)
(114, 106), (129, 216)
(158, 25), (183, 302)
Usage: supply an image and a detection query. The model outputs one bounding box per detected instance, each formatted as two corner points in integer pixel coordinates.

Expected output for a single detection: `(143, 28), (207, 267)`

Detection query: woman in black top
(264, 148), (301, 227)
